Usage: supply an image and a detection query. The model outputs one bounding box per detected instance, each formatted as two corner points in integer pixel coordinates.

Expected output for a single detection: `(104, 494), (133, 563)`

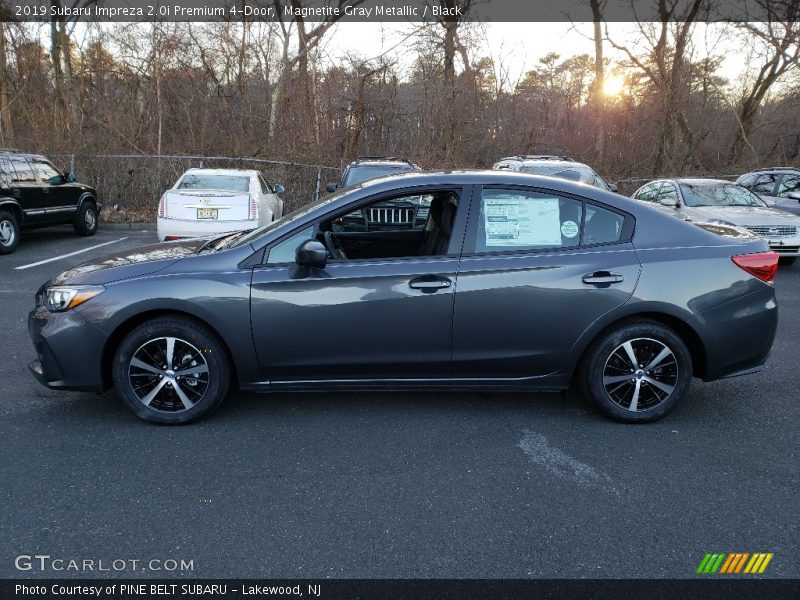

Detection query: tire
(0, 210), (19, 254)
(73, 201), (98, 236)
(778, 257), (797, 266)
(579, 320), (693, 423)
(112, 316), (231, 424)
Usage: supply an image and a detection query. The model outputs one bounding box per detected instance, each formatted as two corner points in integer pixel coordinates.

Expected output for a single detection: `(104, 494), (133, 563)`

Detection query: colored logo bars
(696, 552), (774, 574)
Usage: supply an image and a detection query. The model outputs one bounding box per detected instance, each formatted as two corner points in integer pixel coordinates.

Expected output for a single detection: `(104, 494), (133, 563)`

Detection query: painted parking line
(14, 237), (128, 271)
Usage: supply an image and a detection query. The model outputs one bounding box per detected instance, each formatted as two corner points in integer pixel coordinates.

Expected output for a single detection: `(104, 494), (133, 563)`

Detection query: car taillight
(732, 252), (779, 282)
(158, 196), (167, 218)
(249, 196), (258, 220)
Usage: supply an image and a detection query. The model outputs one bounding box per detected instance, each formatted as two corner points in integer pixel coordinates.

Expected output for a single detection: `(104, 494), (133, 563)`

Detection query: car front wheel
(74, 202), (98, 236)
(0, 210), (19, 254)
(580, 320), (693, 423)
(112, 316), (231, 424)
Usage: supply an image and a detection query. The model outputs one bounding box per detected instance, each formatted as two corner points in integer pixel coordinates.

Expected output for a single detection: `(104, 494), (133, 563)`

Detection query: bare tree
(728, 0), (800, 164)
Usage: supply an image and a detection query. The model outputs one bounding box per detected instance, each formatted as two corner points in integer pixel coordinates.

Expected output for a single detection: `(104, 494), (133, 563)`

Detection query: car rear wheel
(74, 202), (98, 236)
(0, 210), (19, 254)
(112, 317), (230, 424)
(580, 320), (693, 423)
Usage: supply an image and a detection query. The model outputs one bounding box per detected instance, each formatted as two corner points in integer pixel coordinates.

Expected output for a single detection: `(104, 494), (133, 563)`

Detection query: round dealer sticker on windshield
(561, 220), (579, 238)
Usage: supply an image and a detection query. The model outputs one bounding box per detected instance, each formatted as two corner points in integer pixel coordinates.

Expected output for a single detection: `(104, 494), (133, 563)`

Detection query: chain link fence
(50, 154), (341, 221)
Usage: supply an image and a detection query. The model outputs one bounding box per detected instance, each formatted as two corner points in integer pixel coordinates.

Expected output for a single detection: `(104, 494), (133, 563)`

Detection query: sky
(319, 21), (750, 92)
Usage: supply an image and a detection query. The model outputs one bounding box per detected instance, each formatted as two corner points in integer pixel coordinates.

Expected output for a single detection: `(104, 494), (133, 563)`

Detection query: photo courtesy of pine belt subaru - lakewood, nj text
(29, 171), (779, 425)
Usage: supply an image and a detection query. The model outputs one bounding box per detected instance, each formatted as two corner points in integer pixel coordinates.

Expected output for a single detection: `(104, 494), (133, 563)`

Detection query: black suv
(326, 157), (421, 192)
(0, 150), (100, 254)
(326, 157), (428, 229)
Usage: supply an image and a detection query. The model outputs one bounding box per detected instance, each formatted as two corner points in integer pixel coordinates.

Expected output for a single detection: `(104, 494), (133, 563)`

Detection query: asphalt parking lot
(1, 225), (798, 579)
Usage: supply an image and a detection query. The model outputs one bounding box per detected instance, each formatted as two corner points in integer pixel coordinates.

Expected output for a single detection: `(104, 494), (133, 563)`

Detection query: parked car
(492, 155), (618, 192)
(157, 168), (284, 242)
(631, 178), (800, 265)
(325, 156), (421, 192)
(326, 157), (429, 228)
(0, 149), (100, 255)
(736, 167), (800, 210)
(29, 171), (778, 425)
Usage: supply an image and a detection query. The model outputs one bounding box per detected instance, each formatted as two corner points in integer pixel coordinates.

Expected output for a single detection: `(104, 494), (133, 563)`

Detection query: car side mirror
(608, 183), (619, 193)
(295, 239), (327, 269)
(272, 184), (284, 195)
(787, 191), (800, 201)
(64, 172), (76, 183)
(325, 182), (338, 193)
(659, 198), (678, 207)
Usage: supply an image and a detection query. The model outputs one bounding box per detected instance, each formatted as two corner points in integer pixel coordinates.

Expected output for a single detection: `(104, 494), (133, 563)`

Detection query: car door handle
(582, 271), (624, 286)
(409, 276), (452, 292)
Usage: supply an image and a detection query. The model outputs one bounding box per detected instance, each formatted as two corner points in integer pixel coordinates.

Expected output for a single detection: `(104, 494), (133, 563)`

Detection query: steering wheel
(324, 230), (347, 260)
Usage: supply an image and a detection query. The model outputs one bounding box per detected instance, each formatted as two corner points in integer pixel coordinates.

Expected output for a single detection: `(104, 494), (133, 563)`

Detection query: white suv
(157, 169), (284, 242)
(491, 155), (617, 192)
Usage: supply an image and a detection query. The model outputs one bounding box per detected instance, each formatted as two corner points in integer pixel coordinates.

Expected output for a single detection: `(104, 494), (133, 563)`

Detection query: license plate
(197, 208), (218, 220)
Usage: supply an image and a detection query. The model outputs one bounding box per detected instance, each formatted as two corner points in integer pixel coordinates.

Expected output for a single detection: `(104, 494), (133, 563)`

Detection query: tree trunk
(590, 0), (605, 165)
(0, 22), (14, 146)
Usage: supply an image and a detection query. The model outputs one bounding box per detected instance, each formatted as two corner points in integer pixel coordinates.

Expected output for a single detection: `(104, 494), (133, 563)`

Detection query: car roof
(346, 157), (419, 168)
(672, 178), (736, 186)
(182, 168), (259, 177)
(347, 169), (620, 201)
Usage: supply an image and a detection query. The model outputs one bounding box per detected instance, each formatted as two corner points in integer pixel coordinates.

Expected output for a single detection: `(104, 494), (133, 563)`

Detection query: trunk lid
(165, 189), (252, 221)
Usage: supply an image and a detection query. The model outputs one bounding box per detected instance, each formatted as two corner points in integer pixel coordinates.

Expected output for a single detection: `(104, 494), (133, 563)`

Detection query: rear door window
(467, 188), (627, 254)
(9, 157), (36, 182)
(471, 189), (583, 253)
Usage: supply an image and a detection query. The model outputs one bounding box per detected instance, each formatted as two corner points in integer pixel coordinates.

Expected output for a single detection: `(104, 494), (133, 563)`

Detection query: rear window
(178, 174), (249, 192)
(520, 164), (609, 190)
(343, 165), (414, 186)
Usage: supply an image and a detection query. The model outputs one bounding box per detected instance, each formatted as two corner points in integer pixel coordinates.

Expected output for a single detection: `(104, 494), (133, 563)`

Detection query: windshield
(343, 164), (414, 186)
(679, 183), (768, 208)
(177, 174), (250, 192)
(520, 164), (609, 190)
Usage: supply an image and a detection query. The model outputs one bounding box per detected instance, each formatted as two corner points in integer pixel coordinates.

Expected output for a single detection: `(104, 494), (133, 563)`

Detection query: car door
(7, 156), (47, 223)
(249, 185), (470, 383)
(451, 186), (640, 379)
(775, 174), (800, 214)
(31, 158), (77, 221)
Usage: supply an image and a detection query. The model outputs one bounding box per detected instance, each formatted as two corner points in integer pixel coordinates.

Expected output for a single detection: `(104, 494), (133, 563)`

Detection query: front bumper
(28, 305), (110, 393)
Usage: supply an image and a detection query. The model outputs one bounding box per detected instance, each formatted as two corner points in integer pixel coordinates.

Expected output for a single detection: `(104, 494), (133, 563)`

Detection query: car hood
(687, 205), (800, 225)
(50, 239), (206, 286)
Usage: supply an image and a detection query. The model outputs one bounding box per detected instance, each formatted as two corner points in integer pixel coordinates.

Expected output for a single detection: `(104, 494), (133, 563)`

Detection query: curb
(100, 222), (157, 231)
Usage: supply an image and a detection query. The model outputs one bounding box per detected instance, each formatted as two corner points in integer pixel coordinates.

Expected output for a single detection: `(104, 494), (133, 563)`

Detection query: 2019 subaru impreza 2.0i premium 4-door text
(29, 171), (779, 424)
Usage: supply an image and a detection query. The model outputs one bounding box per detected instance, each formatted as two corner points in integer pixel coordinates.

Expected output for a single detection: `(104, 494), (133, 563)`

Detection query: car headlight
(44, 285), (105, 312)
(709, 218), (736, 227)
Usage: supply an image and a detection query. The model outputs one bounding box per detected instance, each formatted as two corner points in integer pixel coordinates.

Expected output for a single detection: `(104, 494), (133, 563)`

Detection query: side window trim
(462, 184), (633, 258)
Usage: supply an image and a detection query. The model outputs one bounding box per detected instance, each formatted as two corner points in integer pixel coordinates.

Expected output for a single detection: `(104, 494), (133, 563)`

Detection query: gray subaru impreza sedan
(28, 171), (779, 424)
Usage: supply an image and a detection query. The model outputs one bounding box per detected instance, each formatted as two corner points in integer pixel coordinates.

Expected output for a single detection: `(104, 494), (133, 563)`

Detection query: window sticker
(483, 194), (562, 247)
(560, 220), (579, 238)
